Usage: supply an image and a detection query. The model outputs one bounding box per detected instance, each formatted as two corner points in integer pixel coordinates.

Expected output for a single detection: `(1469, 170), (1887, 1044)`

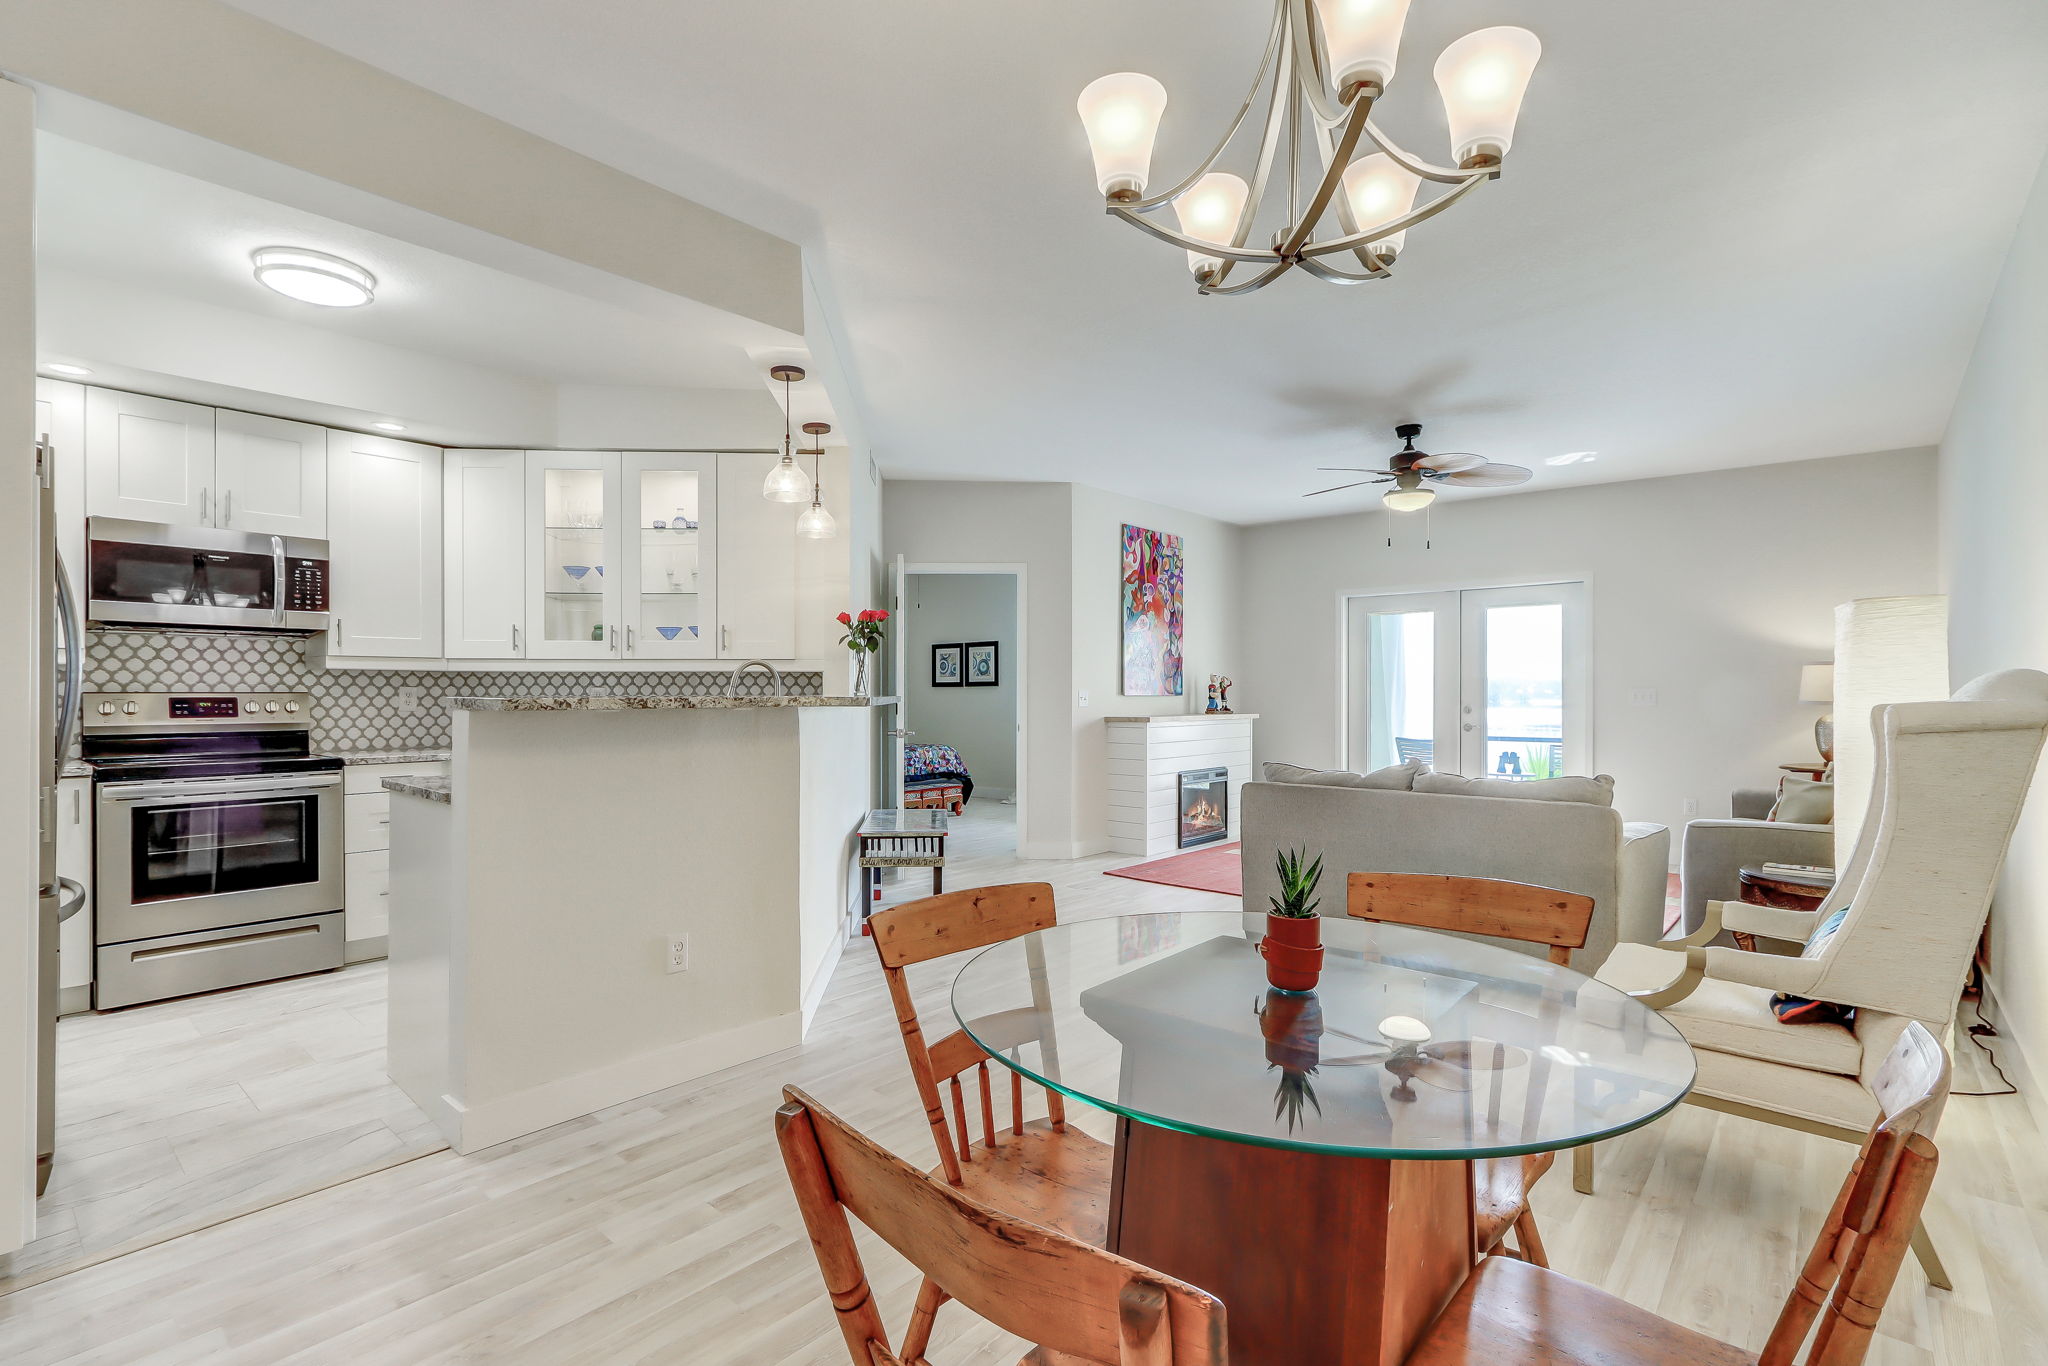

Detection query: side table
(858, 809), (950, 926)
(1735, 863), (1833, 951)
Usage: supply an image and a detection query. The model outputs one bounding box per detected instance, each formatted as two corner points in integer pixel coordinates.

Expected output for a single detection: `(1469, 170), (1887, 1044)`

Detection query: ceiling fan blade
(1315, 467), (1396, 475)
(1434, 463), (1534, 488)
(1303, 479), (1390, 498)
(1413, 451), (1485, 474)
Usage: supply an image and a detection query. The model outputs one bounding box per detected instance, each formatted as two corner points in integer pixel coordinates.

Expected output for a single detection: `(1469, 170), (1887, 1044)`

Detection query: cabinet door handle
(223, 489), (233, 526)
(626, 625), (636, 654)
(333, 618), (343, 651)
(609, 625), (620, 654)
(720, 624), (729, 653)
(511, 622), (521, 652)
(200, 487), (211, 525)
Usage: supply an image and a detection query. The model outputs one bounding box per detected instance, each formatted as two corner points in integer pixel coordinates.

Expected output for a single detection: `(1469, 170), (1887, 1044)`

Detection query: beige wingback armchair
(1591, 668), (2048, 1289)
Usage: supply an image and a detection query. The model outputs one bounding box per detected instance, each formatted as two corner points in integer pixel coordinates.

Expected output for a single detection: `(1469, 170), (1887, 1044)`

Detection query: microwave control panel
(286, 558), (329, 612)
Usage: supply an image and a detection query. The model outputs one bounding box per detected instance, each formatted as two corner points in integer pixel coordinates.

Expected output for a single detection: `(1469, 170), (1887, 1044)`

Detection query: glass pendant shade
(1311, 0), (1413, 93)
(1078, 73), (1169, 198)
(1383, 485), (1435, 512)
(1172, 172), (1251, 276)
(795, 501), (838, 539)
(1340, 154), (1422, 257)
(1433, 27), (1542, 167)
(762, 455), (811, 502)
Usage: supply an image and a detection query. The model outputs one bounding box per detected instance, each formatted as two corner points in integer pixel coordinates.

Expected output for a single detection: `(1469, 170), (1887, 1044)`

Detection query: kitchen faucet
(724, 660), (784, 697)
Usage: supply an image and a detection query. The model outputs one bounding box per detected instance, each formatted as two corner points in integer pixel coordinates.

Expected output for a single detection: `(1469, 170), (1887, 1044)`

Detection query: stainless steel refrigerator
(35, 432), (84, 1196)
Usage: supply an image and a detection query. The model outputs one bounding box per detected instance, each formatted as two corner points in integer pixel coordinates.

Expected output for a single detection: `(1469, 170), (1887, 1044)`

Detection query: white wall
(906, 574), (1018, 794)
(1941, 149), (2048, 1083)
(1237, 449), (1940, 846)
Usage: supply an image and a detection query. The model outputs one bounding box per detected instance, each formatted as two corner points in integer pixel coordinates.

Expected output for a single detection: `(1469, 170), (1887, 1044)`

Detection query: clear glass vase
(851, 652), (869, 698)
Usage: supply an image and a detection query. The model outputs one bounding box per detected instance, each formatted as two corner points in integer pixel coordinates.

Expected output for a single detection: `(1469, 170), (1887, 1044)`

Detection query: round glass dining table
(950, 911), (1696, 1366)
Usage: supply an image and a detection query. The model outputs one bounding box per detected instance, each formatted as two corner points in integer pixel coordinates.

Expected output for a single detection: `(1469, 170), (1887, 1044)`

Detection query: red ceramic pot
(1259, 914), (1325, 991)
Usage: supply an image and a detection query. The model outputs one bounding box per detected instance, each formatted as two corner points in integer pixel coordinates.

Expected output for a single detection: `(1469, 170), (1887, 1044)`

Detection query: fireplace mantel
(1105, 714), (1255, 858)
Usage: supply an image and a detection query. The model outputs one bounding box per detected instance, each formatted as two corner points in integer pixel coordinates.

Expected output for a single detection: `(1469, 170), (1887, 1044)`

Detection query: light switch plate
(1630, 688), (1658, 707)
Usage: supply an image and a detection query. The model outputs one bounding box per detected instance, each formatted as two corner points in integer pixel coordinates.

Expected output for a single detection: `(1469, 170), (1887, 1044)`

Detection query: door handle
(720, 624), (729, 653)
(223, 489), (233, 526)
(511, 622), (522, 652)
(200, 487), (211, 525)
(626, 625), (636, 654)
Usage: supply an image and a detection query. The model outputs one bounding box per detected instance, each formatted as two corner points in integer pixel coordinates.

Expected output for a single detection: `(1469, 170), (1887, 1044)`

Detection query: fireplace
(1178, 767), (1230, 849)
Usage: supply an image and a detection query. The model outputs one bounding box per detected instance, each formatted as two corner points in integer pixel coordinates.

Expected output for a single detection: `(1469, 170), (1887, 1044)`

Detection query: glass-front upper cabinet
(525, 451), (621, 659)
(621, 453), (718, 659)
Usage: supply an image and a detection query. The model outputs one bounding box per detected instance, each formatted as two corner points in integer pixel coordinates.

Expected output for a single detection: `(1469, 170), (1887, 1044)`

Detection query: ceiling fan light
(1077, 73), (1169, 200)
(1340, 153), (1423, 257)
(1383, 486), (1436, 512)
(762, 456), (811, 502)
(1433, 27), (1542, 167)
(1311, 0), (1413, 95)
(1172, 171), (1251, 277)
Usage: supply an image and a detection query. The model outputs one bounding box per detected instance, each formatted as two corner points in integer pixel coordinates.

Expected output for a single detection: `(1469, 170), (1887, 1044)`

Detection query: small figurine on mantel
(1205, 677), (1221, 713)
(1216, 676), (1234, 714)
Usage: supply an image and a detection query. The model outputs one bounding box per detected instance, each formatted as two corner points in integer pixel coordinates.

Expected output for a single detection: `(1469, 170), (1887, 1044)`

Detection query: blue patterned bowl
(655, 626), (682, 640)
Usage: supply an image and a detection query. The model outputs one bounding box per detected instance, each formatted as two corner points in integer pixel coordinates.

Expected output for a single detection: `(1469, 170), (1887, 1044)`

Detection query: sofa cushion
(1769, 777), (1834, 825)
(1596, 943), (1863, 1076)
(1413, 772), (1617, 807)
(1261, 759), (1423, 790)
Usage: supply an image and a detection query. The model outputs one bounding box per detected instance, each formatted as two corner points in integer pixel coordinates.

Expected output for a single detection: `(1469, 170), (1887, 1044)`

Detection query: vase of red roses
(836, 608), (889, 697)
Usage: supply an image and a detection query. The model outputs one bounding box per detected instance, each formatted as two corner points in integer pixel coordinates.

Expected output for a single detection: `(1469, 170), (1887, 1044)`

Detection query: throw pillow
(1412, 772), (1617, 807)
(1769, 906), (1856, 1026)
(1769, 777), (1835, 825)
(1261, 759), (1423, 790)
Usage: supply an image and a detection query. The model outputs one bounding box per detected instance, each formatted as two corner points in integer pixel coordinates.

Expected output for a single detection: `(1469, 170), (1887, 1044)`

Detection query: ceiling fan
(1306, 422), (1534, 512)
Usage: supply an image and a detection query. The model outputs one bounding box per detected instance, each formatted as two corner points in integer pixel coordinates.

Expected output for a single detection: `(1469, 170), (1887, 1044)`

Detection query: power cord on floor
(1954, 973), (2018, 1098)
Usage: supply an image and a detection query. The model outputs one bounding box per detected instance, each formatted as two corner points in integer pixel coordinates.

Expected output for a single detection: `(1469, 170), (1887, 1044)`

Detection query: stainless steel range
(83, 692), (345, 1009)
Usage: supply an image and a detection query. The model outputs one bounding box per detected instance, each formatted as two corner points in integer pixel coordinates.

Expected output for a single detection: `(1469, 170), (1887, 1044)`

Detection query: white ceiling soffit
(224, 0), (2048, 523)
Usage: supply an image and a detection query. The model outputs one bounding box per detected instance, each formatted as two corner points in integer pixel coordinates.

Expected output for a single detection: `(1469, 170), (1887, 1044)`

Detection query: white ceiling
(224, 0), (2048, 523)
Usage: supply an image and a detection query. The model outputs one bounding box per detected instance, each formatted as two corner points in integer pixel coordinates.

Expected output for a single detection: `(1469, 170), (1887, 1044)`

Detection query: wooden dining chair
(777, 1086), (1228, 1366)
(1399, 1021), (1948, 1366)
(1347, 871), (1598, 1267)
(870, 882), (1113, 1244)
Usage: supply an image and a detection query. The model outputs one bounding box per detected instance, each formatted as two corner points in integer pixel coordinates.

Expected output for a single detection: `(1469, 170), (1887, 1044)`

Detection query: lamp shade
(1311, 0), (1413, 93)
(1798, 663), (1835, 704)
(1077, 73), (1169, 198)
(1432, 26), (1542, 167)
(1172, 172), (1250, 277)
(1341, 153), (1423, 257)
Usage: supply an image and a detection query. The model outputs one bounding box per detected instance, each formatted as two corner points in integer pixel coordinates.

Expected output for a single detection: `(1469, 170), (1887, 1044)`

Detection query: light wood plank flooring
(0, 803), (2038, 1364)
(1, 961), (446, 1295)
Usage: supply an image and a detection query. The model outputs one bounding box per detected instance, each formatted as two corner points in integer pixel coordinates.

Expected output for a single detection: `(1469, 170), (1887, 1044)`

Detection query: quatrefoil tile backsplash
(85, 630), (823, 752)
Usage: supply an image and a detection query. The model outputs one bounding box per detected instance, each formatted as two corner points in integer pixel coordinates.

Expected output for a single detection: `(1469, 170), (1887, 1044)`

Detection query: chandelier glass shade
(1076, 1), (1540, 295)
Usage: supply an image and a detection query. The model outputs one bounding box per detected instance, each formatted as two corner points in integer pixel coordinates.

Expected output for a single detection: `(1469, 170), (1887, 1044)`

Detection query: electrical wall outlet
(664, 934), (690, 974)
(1682, 798), (1699, 816)
(1077, 689), (1090, 707)
(397, 685), (423, 714)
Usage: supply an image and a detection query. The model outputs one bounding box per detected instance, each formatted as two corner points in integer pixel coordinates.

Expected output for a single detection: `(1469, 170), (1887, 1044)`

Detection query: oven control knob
(96, 701), (115, 716)
(283, 701), (301, 713)
(264, 701), (280, 713)
(120, 701), (140, 715)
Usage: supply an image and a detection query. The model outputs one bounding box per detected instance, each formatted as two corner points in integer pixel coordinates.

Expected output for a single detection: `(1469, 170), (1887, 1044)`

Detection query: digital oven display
(168, 697), (240, 719)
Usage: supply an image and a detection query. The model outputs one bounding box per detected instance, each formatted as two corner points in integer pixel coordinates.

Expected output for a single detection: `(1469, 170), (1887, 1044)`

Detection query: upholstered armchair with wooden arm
(1587, 668), (2048, 1291)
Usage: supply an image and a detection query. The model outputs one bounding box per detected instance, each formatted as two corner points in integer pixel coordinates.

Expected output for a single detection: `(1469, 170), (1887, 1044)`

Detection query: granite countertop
(322, 749), (453, 766)
(449, 696), (871, 712)
(61, 759), (92, 779)
(382, 774), (452, 804)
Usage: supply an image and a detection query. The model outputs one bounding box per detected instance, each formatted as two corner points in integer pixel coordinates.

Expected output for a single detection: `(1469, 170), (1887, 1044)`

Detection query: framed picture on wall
(965, 641), (1000, 686)
(931, 643), (964, 687)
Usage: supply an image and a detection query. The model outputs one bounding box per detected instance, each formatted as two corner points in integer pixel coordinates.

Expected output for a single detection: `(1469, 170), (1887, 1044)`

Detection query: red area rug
(1104, 842), (1242, 897)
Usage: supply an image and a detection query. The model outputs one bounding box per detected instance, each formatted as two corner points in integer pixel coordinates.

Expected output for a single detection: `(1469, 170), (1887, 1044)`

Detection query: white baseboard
(449, 1011), (805, 1154)
(801, 933), (847, 1036)
(1977, 978), (2044, 1131)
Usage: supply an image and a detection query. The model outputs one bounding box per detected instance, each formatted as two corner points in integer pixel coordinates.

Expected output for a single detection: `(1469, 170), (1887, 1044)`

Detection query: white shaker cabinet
(714, 452), (796, 660)
(84, 388), (215, 526)
(524, 451), (620, 660)
(444, 450), (526, 659)
(328, 432), (443, 659)
(212, 410), (327, 538)
(621, 452), (717, 660)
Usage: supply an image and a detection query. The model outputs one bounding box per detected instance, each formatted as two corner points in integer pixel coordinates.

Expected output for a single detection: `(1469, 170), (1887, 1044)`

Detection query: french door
(1345, 582), (1589, 779)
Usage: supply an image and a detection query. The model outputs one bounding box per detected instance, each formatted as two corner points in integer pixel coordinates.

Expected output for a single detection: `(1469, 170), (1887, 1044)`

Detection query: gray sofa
(1674, 788), (1832, 936)
(1238, 771), (1670, 971)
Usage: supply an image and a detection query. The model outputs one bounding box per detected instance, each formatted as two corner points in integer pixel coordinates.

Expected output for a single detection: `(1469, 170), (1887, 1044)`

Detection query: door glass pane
(637, 469), (701, 646)
(543, 468), (606, 645)
(1365, 611), (1435, 771)
(133, 797), (317, 902)
(1483, 604), (1564, 779)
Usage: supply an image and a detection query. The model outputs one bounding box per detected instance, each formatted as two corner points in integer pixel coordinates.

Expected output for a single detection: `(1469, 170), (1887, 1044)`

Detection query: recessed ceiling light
(371, 422), (406, 432)
(251, 246), (376, 307)
(40, 362), (92, 377)
(1545, 451), (1598, 466)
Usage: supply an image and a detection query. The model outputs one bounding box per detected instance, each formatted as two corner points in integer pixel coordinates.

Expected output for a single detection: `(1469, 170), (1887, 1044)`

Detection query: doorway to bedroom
(899, 569), (1021, 855)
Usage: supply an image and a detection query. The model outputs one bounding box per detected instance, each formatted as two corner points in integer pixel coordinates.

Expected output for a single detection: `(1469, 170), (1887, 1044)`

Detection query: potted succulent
(1256, 988), (1324, 1133)
(1259, 847), (1325, 992)
(835, 608), (889, 696)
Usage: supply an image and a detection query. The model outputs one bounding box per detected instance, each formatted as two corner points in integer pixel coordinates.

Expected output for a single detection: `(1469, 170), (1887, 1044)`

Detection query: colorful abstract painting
(1121, 524), (1184, 696)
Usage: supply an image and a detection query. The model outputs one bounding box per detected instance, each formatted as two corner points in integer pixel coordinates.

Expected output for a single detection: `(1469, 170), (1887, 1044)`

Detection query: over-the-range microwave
(87, 517), (330, 634)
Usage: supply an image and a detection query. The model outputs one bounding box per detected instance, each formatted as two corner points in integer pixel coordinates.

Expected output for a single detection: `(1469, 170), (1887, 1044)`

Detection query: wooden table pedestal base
(1107, 1117), (1477, 1366)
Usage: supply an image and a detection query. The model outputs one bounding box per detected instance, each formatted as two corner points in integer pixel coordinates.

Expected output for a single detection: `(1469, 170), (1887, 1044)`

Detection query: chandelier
(1076, 1), (1540, 295)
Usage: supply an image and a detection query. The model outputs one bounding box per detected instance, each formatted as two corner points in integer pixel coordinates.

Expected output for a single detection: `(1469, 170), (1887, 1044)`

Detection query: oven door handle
(100, 775), (343, 803)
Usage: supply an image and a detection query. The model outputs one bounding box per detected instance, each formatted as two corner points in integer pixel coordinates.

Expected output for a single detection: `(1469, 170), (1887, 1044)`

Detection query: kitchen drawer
(344, 761), (448, 795)
(96, 912), (344, 1010)
(345, 849), (390, 942)
(345, 792), (392, 852)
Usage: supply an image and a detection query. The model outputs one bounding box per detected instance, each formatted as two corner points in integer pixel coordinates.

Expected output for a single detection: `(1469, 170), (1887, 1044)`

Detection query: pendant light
(761, 365), (812, 502)
(794, 422), (838, 539)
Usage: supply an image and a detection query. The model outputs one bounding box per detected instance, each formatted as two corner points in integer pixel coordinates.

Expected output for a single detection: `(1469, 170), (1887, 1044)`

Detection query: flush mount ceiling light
(761, 365), (813, 503)
(251, 246), (376, 307)
(1545, 450), (1597, 466)
(1077, 4), (1541, 296)
(40, 362), (92, 377)
(794, 422), (838, 540)
(371, 421), (407, 433)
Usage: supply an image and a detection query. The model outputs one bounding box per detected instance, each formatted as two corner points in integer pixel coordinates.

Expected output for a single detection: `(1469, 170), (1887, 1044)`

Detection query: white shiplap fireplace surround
(1105, 714), (1256, 857)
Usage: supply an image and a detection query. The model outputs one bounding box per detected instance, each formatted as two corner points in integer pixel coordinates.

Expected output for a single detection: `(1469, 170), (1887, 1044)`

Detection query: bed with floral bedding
(904, 742), (974, 810)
